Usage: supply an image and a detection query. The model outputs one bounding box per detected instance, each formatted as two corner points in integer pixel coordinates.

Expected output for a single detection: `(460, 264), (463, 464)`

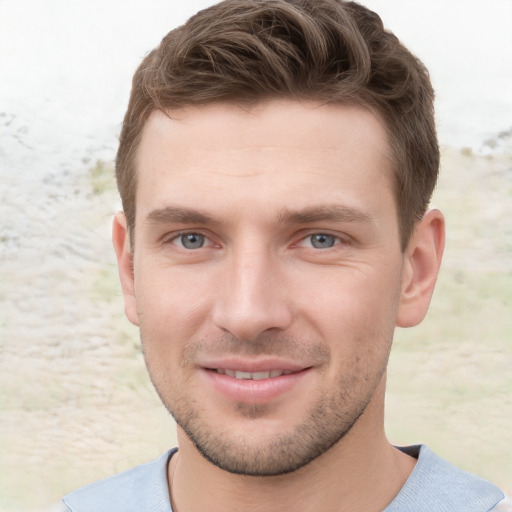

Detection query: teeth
(236, 370), (253, 380)
(217, 369), (293, 380)
(251, 371), (271, 380)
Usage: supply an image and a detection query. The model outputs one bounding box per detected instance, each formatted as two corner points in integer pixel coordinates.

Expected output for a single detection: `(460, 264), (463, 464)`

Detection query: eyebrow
(277, 204), (375, 225)
(145, 206), (219, 225)
(145, 204), (375, 226)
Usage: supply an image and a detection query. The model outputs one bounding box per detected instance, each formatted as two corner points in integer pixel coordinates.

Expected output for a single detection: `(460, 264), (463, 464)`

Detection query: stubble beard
(172, 387), (374, 476)
(144, 333), (392, 477)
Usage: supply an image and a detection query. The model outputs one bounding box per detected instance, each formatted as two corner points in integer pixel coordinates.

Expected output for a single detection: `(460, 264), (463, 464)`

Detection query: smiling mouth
(203, 366), (312, 403)
(213, 369), (297, 380)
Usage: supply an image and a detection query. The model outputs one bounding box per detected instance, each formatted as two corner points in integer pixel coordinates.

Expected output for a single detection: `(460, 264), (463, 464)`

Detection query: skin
(113, 100), (445, 512)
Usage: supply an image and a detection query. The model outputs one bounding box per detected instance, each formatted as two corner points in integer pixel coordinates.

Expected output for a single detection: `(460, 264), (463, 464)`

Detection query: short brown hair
(116, 0), (438, 250)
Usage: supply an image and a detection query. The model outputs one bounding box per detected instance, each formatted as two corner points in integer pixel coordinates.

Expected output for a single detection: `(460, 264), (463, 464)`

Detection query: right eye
(173, 233), (207, 250)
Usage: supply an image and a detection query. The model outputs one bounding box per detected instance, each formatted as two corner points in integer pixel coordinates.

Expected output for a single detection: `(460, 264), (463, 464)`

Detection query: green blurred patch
(92, 265), (120, 302)
(88, 160), (116, 195)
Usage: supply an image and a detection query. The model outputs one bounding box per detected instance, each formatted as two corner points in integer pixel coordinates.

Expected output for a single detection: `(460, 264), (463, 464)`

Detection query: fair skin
(113, 100), (445, 512)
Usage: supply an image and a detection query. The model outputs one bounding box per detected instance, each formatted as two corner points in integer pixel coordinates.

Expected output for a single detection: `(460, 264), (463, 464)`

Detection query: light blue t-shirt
(62, 445), (506, 511)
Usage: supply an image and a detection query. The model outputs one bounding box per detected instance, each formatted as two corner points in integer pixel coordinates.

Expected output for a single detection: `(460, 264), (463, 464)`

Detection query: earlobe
(396, 209), (445, 328)
(112, 212), (139, 326)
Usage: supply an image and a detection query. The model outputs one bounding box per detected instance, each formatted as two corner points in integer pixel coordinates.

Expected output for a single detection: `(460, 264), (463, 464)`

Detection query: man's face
(124, 101), (409, 475)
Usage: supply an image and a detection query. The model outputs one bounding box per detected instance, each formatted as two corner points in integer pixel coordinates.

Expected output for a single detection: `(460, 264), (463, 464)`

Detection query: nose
(211, 246), (293, 341)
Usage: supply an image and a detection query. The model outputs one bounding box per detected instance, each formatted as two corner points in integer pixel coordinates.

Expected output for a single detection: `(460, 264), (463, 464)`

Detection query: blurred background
(0, 1), (511, 510)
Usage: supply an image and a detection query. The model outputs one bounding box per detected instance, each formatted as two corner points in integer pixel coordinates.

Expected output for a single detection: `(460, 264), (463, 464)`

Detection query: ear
(112, 212), (139, 326)
(396, 209), (445, 327)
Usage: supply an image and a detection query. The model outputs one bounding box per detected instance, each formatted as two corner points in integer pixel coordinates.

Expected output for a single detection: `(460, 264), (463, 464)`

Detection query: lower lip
(201, 368), (311, 404)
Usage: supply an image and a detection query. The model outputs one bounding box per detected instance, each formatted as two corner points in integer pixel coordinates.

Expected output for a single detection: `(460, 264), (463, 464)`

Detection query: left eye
(306, 234), (339, 249)
(175, 233), (206, 249)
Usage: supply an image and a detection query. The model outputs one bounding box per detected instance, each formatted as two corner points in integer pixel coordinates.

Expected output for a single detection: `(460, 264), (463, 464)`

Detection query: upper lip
(198, 357), (309, 373)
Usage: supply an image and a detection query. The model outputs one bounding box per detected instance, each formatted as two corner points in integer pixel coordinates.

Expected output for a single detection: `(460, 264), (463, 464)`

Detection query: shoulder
(385, 445), (505, 512)
(62, 449), (176, 512)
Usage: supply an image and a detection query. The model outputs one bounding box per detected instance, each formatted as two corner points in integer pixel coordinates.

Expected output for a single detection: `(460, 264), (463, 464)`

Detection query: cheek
(310, 263), (401, 316)
(135, 271), (200, 385)
(300, 265), (402, 355)
(135, 262), (213, 332)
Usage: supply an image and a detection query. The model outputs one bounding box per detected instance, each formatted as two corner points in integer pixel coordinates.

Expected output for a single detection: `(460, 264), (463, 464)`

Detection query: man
(63, 0), (508, 510)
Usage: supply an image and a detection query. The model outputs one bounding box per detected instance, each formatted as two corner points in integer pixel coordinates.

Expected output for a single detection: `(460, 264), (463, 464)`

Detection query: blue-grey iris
(181, 233), (205, 249)
(310, 234), (336, 249)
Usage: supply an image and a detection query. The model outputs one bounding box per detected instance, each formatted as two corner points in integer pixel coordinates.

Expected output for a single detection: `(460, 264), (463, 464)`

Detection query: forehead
(135, 100), (395, 221)
(140, 100), (392, 160)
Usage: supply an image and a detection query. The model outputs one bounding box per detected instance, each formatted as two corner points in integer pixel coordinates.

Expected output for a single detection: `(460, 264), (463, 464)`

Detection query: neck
(168, 383), (416, 512)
